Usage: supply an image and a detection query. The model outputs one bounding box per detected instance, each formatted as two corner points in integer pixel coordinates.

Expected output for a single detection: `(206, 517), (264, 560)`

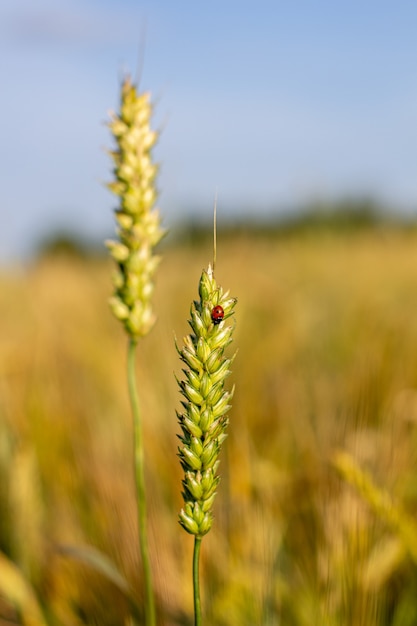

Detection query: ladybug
(211, 305), (224, 325)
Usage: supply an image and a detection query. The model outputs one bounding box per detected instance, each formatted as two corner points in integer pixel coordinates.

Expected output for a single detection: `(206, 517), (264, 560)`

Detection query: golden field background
(2, 227), (417, 625)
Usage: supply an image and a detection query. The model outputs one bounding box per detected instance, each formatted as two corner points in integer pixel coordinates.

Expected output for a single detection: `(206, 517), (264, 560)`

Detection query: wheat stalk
(332, 450), (417, 564)
(176, 264), (237, 625)
(106, 75), (164, 626)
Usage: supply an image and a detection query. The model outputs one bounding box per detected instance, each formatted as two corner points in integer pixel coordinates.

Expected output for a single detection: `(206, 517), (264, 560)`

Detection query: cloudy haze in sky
(1, 0), (416, 261)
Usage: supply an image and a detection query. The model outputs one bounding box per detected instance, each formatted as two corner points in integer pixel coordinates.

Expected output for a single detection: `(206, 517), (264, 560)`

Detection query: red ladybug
(211, 305), (224, 325)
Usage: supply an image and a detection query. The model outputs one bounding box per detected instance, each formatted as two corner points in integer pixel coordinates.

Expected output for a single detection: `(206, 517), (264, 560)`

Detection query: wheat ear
(106, 76), (164, 626)
(176, 264), (237, 625)
(333, 451), (417, 563)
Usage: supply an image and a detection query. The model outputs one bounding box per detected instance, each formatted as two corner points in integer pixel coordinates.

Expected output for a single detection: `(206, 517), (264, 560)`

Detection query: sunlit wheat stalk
(106, 76), (164, 626)
(333, 450), (417, 563)
(176, 264), (237, 625)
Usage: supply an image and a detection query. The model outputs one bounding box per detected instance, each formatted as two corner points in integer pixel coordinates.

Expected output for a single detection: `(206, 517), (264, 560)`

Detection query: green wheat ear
(176, 265), (237, 536)
(106, 76), (164, 338)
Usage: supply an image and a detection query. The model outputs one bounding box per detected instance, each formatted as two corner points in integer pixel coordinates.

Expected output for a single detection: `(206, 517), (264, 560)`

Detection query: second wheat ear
(106, 76), (164, 626)
(176, 264), (237, 625)
(106, 76), (164, 339)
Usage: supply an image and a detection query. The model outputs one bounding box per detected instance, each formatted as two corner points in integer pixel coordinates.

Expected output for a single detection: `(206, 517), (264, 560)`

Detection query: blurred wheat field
(2, 228), (417, 625)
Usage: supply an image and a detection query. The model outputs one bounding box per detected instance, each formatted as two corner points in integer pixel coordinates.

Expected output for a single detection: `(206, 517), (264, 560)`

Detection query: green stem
(193, 536), (203, 626)
(127, 338), (156, 626)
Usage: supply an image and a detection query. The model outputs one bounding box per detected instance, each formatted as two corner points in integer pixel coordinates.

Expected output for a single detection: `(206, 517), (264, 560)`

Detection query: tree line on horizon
(34, 197), (417, 260)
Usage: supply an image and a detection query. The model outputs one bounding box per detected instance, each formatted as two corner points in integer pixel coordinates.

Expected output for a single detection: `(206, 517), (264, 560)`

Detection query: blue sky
(1, 0), (416, 261)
